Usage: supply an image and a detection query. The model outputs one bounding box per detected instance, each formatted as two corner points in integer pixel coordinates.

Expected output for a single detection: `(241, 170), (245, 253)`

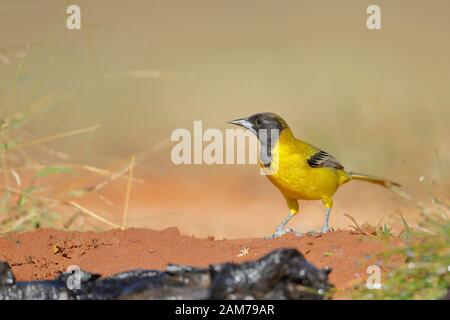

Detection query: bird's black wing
(307, 150), (344, 170)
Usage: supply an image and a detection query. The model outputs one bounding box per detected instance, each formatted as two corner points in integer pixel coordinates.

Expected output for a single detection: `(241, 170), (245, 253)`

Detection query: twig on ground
(237, 247), (250, 257)
(343, 213), (376, 238)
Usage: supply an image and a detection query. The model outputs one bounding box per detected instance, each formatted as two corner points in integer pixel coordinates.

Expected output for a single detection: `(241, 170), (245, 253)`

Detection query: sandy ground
(0, 227), (397, 298)
(0, 168), (412, 298)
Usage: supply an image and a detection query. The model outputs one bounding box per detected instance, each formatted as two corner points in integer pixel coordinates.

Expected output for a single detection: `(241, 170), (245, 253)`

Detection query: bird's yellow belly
(263, 151), (346, 201)
(266, 166), (339, 200)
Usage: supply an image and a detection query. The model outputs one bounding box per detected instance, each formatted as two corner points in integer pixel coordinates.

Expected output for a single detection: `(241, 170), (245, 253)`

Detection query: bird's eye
(255, 118), (263, 126)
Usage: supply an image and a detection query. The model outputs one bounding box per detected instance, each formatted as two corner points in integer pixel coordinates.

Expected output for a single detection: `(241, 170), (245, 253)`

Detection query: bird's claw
(320, 225), (335, 234)
(265, 228), (301, 239)
(264, 228), (286, 239)
(306, 227), (332, 237)
(320, 227), (330, 234)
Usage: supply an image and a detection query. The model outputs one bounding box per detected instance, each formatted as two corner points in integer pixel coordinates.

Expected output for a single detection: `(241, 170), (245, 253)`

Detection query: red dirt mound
(0, 228), (394, 296)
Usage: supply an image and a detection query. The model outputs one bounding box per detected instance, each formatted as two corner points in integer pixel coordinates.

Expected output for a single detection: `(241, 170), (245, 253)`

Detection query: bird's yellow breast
(261, 129), (350, 201)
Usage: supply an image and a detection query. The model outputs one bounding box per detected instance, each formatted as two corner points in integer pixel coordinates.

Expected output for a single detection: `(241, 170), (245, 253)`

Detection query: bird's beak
(227, 117), (252, 130)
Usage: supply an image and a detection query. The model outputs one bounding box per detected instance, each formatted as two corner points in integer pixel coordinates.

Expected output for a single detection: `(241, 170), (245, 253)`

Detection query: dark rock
(0, 261), (15, 286)
(0, 248), (332, 300)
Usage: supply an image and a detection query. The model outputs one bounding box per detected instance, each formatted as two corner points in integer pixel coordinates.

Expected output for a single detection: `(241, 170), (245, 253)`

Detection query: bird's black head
(227, 113), (289, 168)
(227, 112), (288, 138)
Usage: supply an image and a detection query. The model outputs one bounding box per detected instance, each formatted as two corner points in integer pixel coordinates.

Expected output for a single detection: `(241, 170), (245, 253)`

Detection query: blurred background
(0, 0), (448, 237)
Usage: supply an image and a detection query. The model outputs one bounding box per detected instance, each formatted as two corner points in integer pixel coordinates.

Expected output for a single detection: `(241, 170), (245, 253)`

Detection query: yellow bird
(228, 112), (400, 238)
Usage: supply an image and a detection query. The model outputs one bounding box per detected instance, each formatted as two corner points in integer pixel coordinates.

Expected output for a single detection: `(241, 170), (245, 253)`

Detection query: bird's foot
(320, 225), (333, 234)
(264, 228), (288, 239)
(265, 228), (302, 239)
(305, 227), (333, 237)
(320, 227), (330, 234)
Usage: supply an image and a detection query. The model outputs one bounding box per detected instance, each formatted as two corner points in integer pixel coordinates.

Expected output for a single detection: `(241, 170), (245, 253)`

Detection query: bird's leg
(265, 197), (299, 239)
(320, 208), (332, 233)
(320, 198), (333, 233)
(266, 213), (296, 239)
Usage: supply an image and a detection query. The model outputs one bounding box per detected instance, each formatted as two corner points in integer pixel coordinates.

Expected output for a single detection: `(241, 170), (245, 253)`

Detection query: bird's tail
(348, 172), (401, 188)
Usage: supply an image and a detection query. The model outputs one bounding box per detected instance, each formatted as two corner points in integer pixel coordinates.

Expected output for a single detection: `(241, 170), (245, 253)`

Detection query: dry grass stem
(69, 201), (120, 229)
(7, 123), (100, 151)
(122, 155), (135, 230)
(343, 213), (377, 239)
